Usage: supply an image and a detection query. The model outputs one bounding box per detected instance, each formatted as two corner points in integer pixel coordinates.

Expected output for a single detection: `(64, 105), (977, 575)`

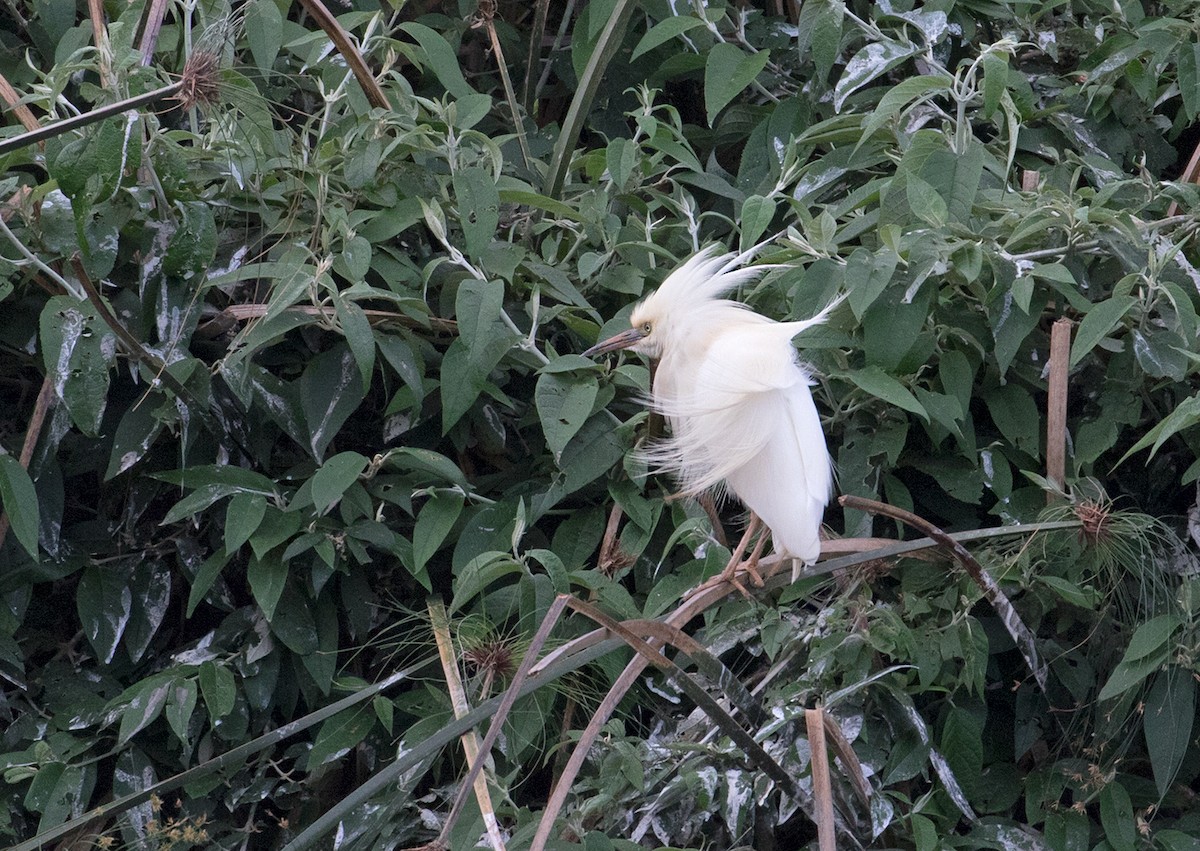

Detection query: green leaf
(225, 493), (267, 553)
(984, 384), (1041, 455)
(452, 166), (500, 260)
(166, 678), (198, 747)
(845, 366), (928, 420)
(1099, 781), (1136, 851)
(845, 247), (898, 319)
(413, 492), (464, 573)
(631, 14), (705, 60)
(268, 583), (318, 655)
(39, 296), (117, 436)
(605, 137), (639, 189)
(738, 195), (776, 252)
(1069, 296), (1136, 367)
(1144, 670), (1195, 799)
(104, 394), (165, 480)
(247, 555), (288, 621)
(245, 0), (283, 70)
(981, 51), (1008, 116)
(940, 707), (983, 800)
(1117, 393), (1200, 464)
(1180, 42), (1200, 122)
(0, 453), (39, 559)
(116, 678), (171, 746)
(1124, 614), (1181, 662)
(311, 451), (368, 515)
(858, 74), (953, 148)
(301, 345), (367, 460)
(905, 174), (948, 226)
(163, 201), (217, 277)
(398, 22), (475, 98)
(77, 566), (132, 664)
(308, 705), (376, 768)
(704, 44), (771, 125)
(835, 39), (921, 111)
(334, 296), (376, 391)
(536, 373), (599, 463)
(199, 660), (237, 720)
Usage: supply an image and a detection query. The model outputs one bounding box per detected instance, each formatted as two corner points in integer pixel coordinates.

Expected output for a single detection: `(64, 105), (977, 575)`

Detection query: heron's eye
(641, 322), (652, 334)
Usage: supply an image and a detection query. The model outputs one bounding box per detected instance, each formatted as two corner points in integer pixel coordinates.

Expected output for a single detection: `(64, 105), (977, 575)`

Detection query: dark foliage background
(1, 0), (1199, 848)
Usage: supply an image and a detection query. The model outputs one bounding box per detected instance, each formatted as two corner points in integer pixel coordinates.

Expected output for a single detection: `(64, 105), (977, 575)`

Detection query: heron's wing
(648, 320), (824, 496)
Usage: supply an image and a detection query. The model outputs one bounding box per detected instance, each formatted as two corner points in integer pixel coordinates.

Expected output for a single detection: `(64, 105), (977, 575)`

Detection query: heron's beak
(582, 327), (645, 357)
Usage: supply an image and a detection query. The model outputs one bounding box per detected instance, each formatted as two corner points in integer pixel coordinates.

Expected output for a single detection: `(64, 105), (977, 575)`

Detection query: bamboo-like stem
(427, 600), (507, 851)
(294, 0), (389, 110)
(0, 71), (42, 134)
(806, 706), (837, 851)
(1046, 317), (1072, 499)
(476, 8), (532, 170)
(0, 82), (182, 157)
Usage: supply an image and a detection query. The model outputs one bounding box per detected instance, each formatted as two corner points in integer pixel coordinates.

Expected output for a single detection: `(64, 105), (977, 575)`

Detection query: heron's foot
(688, 557), (762, 600)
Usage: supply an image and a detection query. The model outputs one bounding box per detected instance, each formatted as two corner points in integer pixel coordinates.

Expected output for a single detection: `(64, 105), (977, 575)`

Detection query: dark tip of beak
(582, 327), (645, 358)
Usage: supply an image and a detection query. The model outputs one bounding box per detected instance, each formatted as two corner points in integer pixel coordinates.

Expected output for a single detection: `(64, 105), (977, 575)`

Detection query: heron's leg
(691, 514), (764, 598)
(740, 513), (768, 587)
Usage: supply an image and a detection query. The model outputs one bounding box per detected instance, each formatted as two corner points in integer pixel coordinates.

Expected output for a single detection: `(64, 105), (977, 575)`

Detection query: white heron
(584, 246), (838, 593)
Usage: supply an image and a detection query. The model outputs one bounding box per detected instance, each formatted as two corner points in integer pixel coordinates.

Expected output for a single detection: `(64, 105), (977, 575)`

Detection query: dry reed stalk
(1046, 317), (1072, 499)
(806, 706), (837, 851)
(427, 600), (507, 851)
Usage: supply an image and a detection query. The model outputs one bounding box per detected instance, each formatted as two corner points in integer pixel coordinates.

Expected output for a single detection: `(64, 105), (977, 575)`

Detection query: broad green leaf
(186, 550), (231, 617)
(631, 14), (705, 60)
(311, 451), (368, 515)
(166, 678), (198, 747)
(606, 137), (639, 189)
(225, 493), (267, 552)
(301, 345), (367, 460)
(1098, 642), (1170, 701)
(268, 583), (318, 655)
(40, 296), (117, 436)
(245, 0), (282, 69)
(704, 44), (770, 125)
(984, 385), (1041, 455)
(1117, 393), (1200, 464)
(906, 174), (948, 226)
(1132, 328), (1187, 381)
(738, 195), (776, 252)
(334, 296), (375, 392)
(1069, 296), (1136, 367)
(413, 492), (464, 573)
(199, 660), (237, 720)
(49, 116), (139, 203)
(835, 39), (921, 112)
(452, 166), (500, 260)
(116, 677), (171, 746)
(981, 52), (1008, 116)
(104, 394), (165, 480)
(308, 705), (376, 768)
(1124, 614), (1181, 662)
(398, 22), (475, 98)
(247, 555), (288, 621)
(845, 368), (928, 421)
(845, 247), (898, 319)
(153, 464), (278, 494)
(77, 566), (132, 664)
(383, 447), (468, 488)
(1144, 670), (1195, 799)
(1180, 42), (1200, 121)
(498, 189), (585, 222)
(163, 201), (217, 277)
(1099, 782), (1136, 851)
(0, 453), (39, 559)
(858, 74), (953, 148)
(536, 373), (599, 463)
(124, 559), (171, 664)
(940, 707), (983, 800)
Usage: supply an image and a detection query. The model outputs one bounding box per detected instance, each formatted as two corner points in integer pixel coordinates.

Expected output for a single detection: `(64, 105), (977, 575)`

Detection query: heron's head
(582, 246), (765, 361)
(582, 298), (665, 359)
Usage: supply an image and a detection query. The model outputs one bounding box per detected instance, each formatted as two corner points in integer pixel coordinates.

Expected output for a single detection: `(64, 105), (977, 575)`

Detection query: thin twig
(474, 5), (532, 170)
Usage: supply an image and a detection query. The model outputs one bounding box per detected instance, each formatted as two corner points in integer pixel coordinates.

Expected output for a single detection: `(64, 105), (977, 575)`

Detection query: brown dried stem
(806, 705), (837, 851)
(839, 494), (1047, 690)
(1046, 317), (1072, 499)
(295, 0), (389, 110)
